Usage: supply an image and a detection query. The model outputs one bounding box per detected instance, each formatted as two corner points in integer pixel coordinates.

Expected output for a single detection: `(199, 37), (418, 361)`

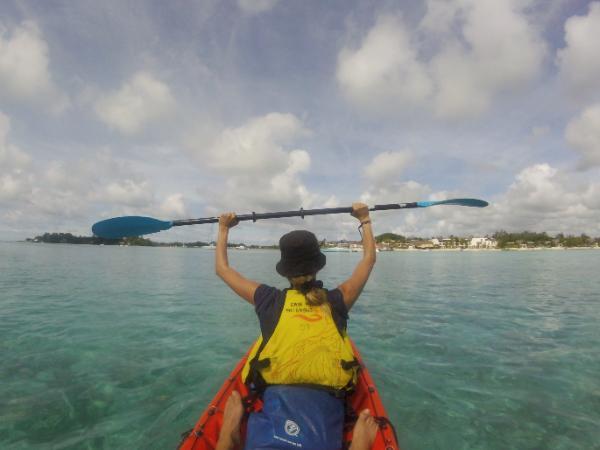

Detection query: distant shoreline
(14, 241), (600, 252)
(18, 231), (600, 251)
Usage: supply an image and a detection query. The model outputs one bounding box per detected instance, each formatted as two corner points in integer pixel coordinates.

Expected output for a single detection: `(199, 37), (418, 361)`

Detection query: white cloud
(556, 2), (600, 97)
(361, 150), (429, 213)
(237, 0), (279, 15)
(95, 71), (175, 134)
(0, 112), (31, 170)
(213, 148), (315, 212)
(0, 21), (68, 113)
(1, 142), (189, 233)
(337, 15), (432, 111)
(0, 112), (32, 202)
(364, 150), (412, 186)
(198, 112), (308, 175)
(29, 154), (153, 218)
(191, 112), (315, 212)
(358, 180), (469, 238)
(582, 182), (600, 211)
(430, 0), (546, 119)
(0, 173), (30, 202)
(323, 195), (339, 208)
(351, 160), (600, 238)
(565, 104), (600, 169)
(337, 2), (546, 119)
(102, 180), (154, 207)
(159, 193), (187, 218)
(361, 180), (431, 206)
(485, 164), (600, 234)
(395, 164), (600, 237)
(499, 164), (570, 213)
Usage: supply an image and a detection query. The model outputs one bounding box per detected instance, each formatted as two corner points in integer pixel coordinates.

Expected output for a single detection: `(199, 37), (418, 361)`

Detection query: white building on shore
(469, 237), (497, 249)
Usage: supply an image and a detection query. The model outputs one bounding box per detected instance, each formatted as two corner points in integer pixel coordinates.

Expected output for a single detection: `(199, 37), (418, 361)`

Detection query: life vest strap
(341, 358), (360, 371)
(250, 358), (270, 370)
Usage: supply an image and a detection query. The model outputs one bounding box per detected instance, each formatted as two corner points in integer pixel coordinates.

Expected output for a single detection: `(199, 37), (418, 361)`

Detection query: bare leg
(349, 409), (378, 450)
(215, 391), (244, 450)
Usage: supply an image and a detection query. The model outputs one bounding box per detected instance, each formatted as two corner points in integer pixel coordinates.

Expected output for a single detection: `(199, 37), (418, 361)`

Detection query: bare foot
(215, 391), (244, 450)
(349, 409), (378, 450)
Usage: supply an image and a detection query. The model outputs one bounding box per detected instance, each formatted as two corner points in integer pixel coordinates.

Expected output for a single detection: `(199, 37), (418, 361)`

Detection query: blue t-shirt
(253, 285), (349, 341)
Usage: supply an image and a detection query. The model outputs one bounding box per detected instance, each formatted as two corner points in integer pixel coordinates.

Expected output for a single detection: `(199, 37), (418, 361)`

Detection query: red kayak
(178, 339), (400, 450)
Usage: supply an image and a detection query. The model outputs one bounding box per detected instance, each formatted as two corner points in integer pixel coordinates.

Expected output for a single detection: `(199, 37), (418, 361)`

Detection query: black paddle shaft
(171, 203), (417, 227)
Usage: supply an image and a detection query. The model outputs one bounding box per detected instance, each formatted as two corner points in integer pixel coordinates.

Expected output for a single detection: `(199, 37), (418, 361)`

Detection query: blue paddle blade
(92, 216), (173, 239)
(416, 198), (489, 208)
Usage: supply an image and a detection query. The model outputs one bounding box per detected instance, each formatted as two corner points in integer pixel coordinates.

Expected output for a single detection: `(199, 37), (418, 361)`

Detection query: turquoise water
(1, 242), (599, 450)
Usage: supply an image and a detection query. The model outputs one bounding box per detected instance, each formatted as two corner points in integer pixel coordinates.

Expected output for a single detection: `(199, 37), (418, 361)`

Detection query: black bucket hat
(276, 230), (326, 278)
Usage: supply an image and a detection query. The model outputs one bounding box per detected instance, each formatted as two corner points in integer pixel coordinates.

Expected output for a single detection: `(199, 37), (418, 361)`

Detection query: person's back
(214, 203), (377, 450)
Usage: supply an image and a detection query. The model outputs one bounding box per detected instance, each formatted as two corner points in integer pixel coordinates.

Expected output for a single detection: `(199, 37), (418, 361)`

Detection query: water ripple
(1, 244), (599, 449)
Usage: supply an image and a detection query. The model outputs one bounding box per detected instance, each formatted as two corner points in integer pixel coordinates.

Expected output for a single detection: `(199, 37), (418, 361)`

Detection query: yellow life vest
(242, 289), (358, 390)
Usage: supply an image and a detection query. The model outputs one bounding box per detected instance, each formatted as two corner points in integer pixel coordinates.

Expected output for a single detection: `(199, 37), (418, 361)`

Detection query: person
(214, 202), (377, 450)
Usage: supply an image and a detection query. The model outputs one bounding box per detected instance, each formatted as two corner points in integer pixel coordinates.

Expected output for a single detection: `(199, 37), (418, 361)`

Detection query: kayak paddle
(92, 198), (488, 239)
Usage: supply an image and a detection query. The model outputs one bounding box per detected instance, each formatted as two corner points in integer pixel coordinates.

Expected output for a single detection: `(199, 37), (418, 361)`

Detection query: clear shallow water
(1, 242), (599, 450)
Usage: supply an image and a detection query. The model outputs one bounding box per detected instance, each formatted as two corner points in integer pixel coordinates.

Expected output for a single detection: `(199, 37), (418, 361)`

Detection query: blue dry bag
(244, 385), (344, 450)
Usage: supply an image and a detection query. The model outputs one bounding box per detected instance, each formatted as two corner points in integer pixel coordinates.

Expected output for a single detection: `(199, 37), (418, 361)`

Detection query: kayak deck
(178, 340), (399, 450)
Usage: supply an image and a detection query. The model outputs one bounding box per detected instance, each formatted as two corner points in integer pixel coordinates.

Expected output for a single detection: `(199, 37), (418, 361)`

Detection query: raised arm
(215, 212), (260, 304)
(338, 203), (376, 310)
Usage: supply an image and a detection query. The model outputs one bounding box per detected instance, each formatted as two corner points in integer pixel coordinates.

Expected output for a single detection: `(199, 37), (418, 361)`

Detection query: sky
(1, 0), (599, 243)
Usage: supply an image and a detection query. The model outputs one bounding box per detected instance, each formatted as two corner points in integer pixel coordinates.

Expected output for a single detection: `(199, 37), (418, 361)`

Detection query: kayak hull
(178, 340), (400, 450)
